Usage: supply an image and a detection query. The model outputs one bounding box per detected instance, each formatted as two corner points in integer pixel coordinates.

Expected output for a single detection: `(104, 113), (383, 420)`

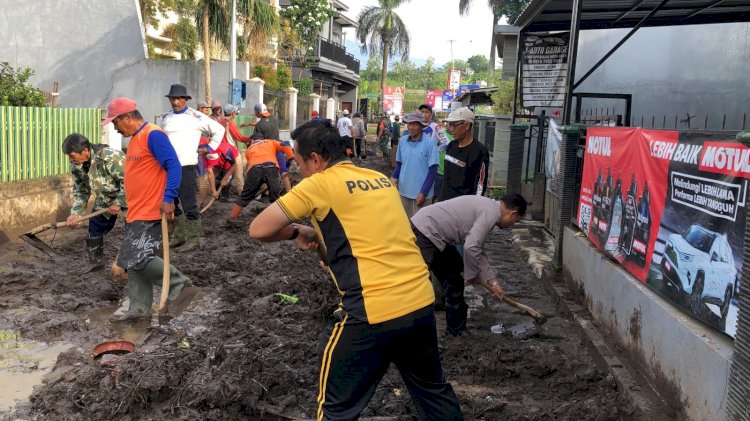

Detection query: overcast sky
(340, 0), (505, 67)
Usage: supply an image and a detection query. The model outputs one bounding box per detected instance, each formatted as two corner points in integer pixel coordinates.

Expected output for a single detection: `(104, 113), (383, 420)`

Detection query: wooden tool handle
(502, 296), (544, 320)
(158, 213), (170, 313)
(314, 234), (328, 265)
(200, 185), (223, 214)
(29, 208), (110, 235)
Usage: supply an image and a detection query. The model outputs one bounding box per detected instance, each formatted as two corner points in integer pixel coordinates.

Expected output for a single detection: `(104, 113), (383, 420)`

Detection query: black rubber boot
(84, 236), (104, 273)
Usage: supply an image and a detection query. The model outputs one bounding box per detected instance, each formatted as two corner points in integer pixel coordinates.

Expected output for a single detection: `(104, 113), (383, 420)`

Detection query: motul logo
(699, 142), (750, 177)
(587, 136), (611, 156)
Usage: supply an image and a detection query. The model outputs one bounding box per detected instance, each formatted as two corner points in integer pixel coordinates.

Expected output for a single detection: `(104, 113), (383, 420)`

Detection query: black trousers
(174, 165), (200, 220)
(317, 305), (463, 420)
(236, 164), (281, 207)
(354, 138), (365, 157)
(341, 135), (354, 156)
(413, 225), (468, 334)
(88, 210), (119, 238)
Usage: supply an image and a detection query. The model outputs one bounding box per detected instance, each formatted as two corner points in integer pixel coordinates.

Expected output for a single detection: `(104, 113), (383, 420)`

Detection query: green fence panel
(0, 106), (101, 183)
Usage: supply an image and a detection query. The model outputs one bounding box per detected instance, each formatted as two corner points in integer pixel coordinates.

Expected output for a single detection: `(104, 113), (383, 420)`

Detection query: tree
(467, 54), (490, 73)
(356, 0), (411, 105)
(0, 63), (46, 107)
(458, 0), (531, 75)
(279, 0), (336, 79)
(194, 0), (278, 101)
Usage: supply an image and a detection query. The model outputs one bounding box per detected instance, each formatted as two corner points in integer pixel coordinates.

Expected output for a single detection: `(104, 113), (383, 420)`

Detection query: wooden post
(51, 82), (59, 108)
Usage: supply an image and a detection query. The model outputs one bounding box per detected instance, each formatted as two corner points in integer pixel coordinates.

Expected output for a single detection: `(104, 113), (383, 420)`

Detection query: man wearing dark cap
(160, 84), (226, 252)
(390, 110), (439, 218)
(352, 112), (366, 158)
(210, 100), (224, 120)
(102, 97), (189, 322)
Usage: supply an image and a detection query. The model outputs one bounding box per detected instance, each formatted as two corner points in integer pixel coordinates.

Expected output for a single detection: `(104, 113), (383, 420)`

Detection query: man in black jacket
(439, 107), (490, 201)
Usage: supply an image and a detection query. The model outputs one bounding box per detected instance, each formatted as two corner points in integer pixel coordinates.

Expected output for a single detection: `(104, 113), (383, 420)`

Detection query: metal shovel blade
(19, 232), (58, 259)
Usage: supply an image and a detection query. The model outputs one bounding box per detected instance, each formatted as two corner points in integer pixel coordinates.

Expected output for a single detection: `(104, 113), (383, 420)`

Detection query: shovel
(151, 213), (171, 329)
(477, 280), (546, 323)
(19, 208), (109, 258)
(200, 186), (224, 214)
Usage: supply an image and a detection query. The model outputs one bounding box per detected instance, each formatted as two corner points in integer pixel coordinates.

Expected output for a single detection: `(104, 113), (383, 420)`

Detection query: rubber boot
(109, 257), (189, 322)
(179, 218), (201, 253)
(170, 214), (187, 249)
(84, 236), (104, 273)
(109, 265), (152, 322)
(226, 204), (244, 227)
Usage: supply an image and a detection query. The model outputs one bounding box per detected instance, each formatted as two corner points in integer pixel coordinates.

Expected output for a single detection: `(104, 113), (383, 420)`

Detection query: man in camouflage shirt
(63, 133), (126, 272)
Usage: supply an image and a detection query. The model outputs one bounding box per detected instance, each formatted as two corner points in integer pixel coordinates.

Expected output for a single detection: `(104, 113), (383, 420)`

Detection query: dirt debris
(1, 146), (652, 420)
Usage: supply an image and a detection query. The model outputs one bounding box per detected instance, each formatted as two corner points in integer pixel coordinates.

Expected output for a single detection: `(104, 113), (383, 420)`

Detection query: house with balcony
(279, 0), (360, 116)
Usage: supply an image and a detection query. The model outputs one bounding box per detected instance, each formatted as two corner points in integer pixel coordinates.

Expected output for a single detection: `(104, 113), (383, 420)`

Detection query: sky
(339, 0), (503, 68)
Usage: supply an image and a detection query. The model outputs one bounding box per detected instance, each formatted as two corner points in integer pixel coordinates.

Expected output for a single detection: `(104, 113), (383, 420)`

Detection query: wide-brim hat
(165, 84), (192, 99)
(402, 110), (428, 126)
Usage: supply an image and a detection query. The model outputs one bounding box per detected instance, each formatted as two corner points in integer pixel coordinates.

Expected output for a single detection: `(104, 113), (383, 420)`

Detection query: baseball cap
(402, 110), (428, 126)
(211, 100), (222, 109)
(311, 110), (319, 117)
(197, 101), (210, 109)
(342, 109), (350, 115)
(102, 97), (137, 126)
(254, 103), (270, 117)
(443, 107), (475, 123)
(223, 104), (237, 115)
(418, 104), (433, 112)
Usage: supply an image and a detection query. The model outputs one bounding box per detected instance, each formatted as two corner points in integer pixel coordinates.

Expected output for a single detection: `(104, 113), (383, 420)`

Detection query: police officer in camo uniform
(63, 133), (127, 272)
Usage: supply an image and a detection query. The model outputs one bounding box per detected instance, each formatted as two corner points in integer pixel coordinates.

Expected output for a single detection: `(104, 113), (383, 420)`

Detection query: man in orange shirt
(102, 97), (190, 322)
(227, 133), (294, 226)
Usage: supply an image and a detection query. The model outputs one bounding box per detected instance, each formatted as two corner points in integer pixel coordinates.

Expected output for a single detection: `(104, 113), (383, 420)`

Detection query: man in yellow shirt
(249, 119), (462, 421)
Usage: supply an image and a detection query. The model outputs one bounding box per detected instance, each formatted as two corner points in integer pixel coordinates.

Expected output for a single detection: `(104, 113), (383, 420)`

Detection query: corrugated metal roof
(516, 0), (750, 32)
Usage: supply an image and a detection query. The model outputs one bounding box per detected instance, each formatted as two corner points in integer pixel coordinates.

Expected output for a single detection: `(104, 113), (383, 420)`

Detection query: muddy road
(2, 150), (646, 420)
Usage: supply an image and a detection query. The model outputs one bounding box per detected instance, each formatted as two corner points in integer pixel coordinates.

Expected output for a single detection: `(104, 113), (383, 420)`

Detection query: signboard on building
(448, 70), (462, 90)
(520, 33), (569, 108)
(441, 90), (455, 111)
(457, 84), (480, 98)
(382, 86), (404, 115)
(576, 127), (745, 338)
(425, 90), (443, 109)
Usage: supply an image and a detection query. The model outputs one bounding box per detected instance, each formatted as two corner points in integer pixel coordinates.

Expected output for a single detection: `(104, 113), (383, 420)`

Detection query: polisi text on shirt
(346, 177), (393, 194)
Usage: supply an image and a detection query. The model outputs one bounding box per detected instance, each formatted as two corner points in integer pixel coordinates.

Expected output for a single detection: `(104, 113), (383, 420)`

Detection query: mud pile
(4, 147), (641, 420)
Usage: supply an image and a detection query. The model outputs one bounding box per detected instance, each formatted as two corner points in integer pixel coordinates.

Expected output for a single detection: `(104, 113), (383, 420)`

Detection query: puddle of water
(0, 329), (74, 412)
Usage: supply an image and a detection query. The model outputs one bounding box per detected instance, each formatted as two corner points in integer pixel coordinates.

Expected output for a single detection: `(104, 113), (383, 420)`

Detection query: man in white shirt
(337, 109), (354, 157)
(160, 84), (225, 252)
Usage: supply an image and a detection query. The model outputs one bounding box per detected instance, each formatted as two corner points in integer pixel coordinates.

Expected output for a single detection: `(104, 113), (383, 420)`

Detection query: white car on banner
(660, 224), (737, 327)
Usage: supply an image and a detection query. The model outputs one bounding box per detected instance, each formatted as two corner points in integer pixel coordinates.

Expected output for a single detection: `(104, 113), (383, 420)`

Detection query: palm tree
(459, 0), (530, 76)
(356, 0), (411, 105)
(194, 0), (278, 101)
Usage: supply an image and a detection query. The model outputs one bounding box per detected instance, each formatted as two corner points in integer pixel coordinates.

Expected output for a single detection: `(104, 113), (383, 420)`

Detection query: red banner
(382, 86), (404, 115)
(577, 127), (677, 281)
(577, 127), (746, 338)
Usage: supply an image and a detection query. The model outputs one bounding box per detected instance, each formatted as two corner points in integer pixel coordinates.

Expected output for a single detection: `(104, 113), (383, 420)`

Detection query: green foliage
(293, 76), (314, 95)
(458, 0), (531, 25)
(253, 63), (292, 90)
(280, 0), (334, 53)
(503, 0), (532, 24)
(0, 62), (46, 107)
(163, 17), (199, 59)
(467, 55), (490, 73)
(491, 77), (517, 115)
(356, 0), (411, 93)
(139, 0), (176, 29)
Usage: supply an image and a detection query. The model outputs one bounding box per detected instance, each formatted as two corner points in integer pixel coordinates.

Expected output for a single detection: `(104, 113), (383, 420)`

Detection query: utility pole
(447, 39), (456, 71)
(229, 0), (237, 105)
